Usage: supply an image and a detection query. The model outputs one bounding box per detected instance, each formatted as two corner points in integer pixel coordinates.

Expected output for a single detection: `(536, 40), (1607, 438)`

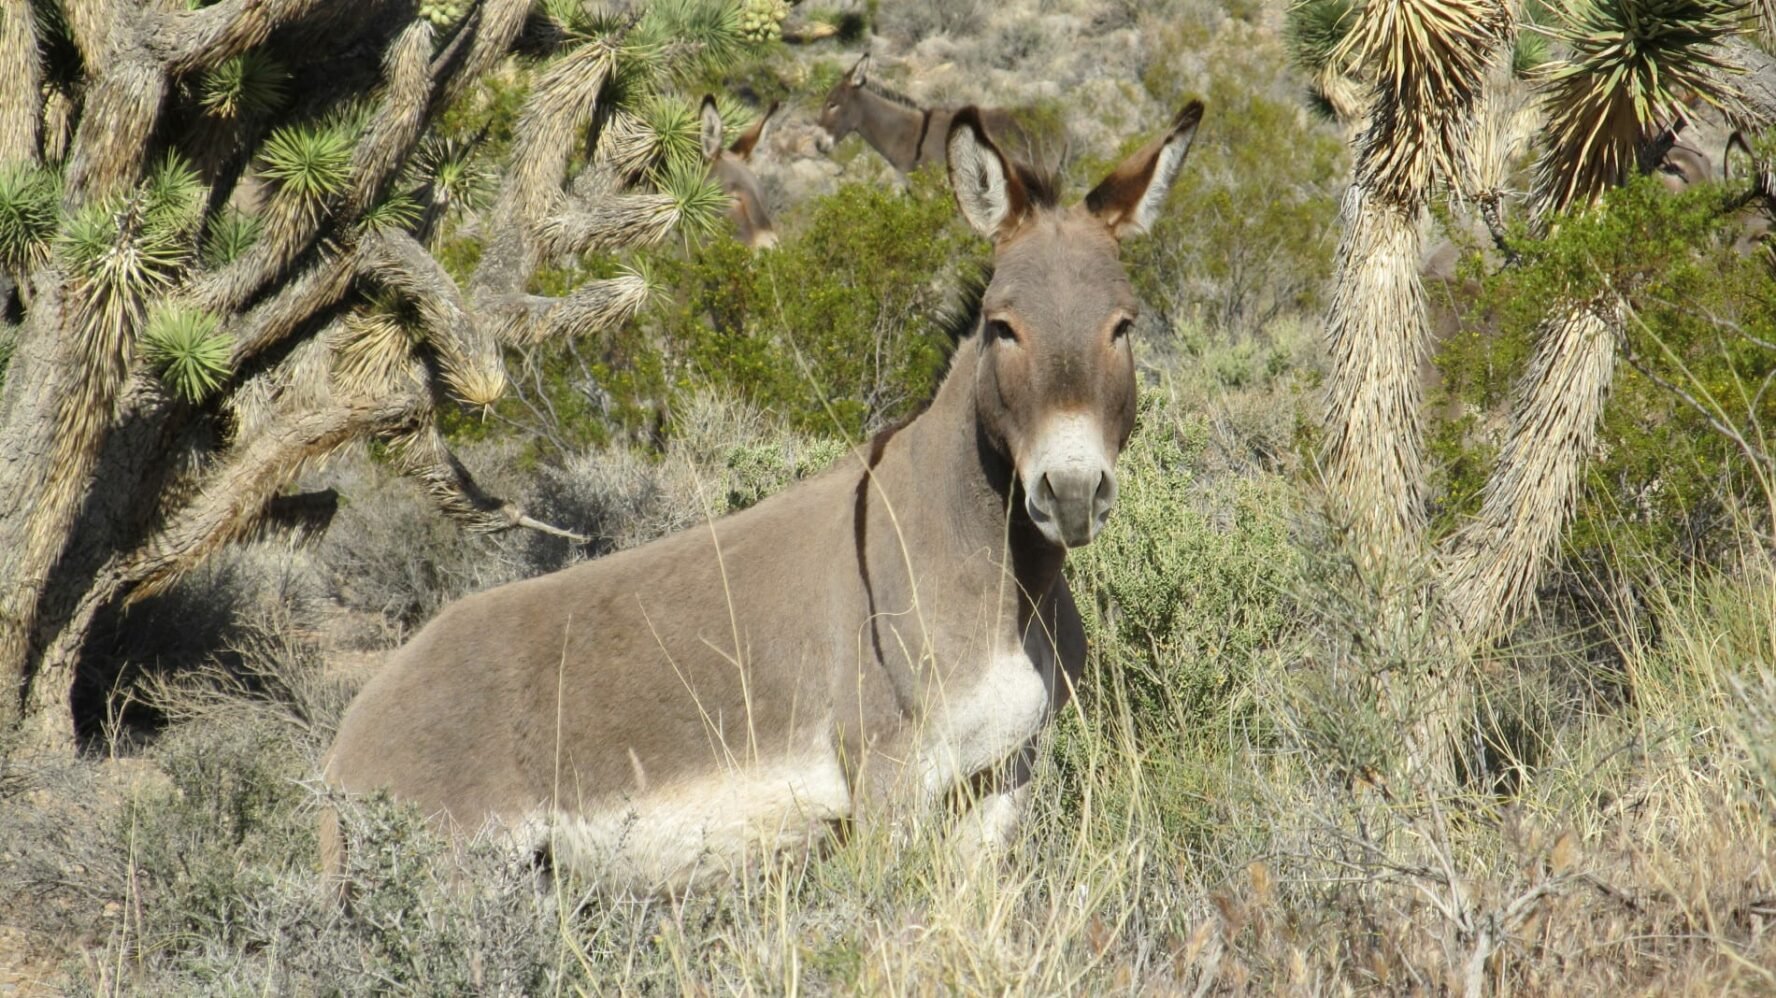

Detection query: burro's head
(815, 54), (871, 151)
(949, 101), (1203, 548)
(701, 96), (779, 250)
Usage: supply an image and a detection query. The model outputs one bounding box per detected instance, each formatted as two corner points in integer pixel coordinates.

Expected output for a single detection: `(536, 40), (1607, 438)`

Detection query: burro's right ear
(1084, 100), (1203, 240)
(699, 95), (724, 161)
(947, 108), (1029, 241)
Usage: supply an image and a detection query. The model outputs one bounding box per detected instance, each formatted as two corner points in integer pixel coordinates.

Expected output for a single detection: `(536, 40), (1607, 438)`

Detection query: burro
(321, 100), (1206, 893)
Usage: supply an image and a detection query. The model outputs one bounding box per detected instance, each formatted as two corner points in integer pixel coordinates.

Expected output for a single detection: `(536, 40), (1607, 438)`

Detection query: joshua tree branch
(226, 241), (362, 367)
(125, 393), (424, 599)
(344, 20), (437, 217)
(145, 0), (329, 77)
(387, 416), (587, 541)
(0, 0), (42, 164)
(360, 228), (505, 406)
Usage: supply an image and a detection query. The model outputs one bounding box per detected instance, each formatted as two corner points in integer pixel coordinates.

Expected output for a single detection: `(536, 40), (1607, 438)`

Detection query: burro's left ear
(948, 107), (1030, 241)
(1083, 100), (1203, 240)
(699, 95), (725, 161)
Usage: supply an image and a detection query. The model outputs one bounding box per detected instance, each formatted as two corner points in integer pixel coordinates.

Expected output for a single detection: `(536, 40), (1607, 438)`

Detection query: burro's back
(322, 97), (1207, 892)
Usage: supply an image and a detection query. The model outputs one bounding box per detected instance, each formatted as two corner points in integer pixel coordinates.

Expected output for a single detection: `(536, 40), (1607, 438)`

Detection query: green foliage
(199, 50), (289, 119)
(648, 167), (984, 436)
(0, 162), (59, 276)
(1284, 0), (1356, 74)
(1068, 389), (1300, 735)
(259, 121), (354, 202)
(360, 190), (422, 233)
(202, 207), (261, 268)
(142, 302), (233, 403)
(654, 153), (730, 241)
(1431, 175), (1776, 566)
(1131, 52), (1346, 334)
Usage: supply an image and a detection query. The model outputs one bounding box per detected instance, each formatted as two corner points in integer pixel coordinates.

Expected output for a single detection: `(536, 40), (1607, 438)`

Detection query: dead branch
(145, 0), (330, 77)
(388, 418), (589, 542)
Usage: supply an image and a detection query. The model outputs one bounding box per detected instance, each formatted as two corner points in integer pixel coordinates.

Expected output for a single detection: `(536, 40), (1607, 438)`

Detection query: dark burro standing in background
(321, 99), (1206, 892)
(817, 54), (1043, 174)
(701, 95), (780, 249)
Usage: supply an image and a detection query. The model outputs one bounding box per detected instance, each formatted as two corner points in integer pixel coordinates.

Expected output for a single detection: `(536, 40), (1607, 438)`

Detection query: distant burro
(817, 54), (1051, 174)
(322, 96), (1206, 892)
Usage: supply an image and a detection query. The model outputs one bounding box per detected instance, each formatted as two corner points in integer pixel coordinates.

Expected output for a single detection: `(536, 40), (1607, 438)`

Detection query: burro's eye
(986, 318), (1019, 344)
(1112, 317), (1135, 341)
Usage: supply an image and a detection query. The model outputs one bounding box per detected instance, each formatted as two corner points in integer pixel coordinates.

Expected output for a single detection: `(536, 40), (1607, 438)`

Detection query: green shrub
(1429, 176), (1776, 572)
(1129, 24), (1346, 335)
(1068, 387), (1301, 734)
(646, 166), (986, 437)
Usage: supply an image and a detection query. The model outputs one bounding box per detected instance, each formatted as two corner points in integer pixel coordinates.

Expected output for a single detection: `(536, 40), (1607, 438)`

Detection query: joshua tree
(1290, 0), (1767, 780)
(0, 0), (760, 748)
(1298, 0), (1762, 635)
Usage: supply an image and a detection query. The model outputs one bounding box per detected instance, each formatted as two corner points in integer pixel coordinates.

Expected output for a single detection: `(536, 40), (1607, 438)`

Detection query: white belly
(511, 750), (851, 889)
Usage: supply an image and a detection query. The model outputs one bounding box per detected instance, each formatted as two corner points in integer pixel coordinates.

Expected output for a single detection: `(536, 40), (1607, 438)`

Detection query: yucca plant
(142, 303), (232, 403)
(1440, 0), (1752, 640)
(0, 0), (769, 748)
(0, 163), (58, 278)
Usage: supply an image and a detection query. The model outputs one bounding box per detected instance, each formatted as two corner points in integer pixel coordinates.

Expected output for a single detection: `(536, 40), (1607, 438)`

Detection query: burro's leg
(949, 742), (1036, 867)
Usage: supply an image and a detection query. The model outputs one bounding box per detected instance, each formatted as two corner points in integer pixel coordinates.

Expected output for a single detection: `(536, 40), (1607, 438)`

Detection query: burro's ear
(847, 53), (871, 86)
(1084, 100), (1203, 239)
(699, 95), (724, 161)
(947, 108), (1029, 241)
(729, 100), (778, 161)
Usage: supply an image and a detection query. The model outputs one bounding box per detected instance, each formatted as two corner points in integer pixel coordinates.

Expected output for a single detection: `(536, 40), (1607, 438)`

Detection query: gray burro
(321, 100), (1206, 892)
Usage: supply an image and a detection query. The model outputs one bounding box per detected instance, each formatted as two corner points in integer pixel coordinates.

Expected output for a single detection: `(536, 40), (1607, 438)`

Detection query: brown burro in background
(321, 99), (1206, 893)
(700, 94), (780, 250)
(817, 53), (1042, 174)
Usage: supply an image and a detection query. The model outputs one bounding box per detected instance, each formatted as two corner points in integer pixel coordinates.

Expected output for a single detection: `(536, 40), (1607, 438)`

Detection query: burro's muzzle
(1021, 414), (1117, 548)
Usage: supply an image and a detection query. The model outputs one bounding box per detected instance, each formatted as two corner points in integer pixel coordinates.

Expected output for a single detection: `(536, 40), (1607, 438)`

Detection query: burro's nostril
(1036, 473), (1058, 512)
(1093, 471), (1116, 524)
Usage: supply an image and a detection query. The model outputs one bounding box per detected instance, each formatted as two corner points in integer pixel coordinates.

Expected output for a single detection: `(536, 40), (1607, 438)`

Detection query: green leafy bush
(1131, 25), (1346, 335)
(1068, 388), (1301, 734)
(646, 167), (986, 437)
(1429, 176), (1776, 570)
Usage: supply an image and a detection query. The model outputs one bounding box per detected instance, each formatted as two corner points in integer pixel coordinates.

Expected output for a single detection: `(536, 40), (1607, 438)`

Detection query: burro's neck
(853, 88), (926, 174)
(872, 336), (1067, 610)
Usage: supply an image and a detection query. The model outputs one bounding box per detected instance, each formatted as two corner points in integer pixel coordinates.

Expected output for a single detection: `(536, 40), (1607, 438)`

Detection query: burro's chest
(913, 634), (1057, 795)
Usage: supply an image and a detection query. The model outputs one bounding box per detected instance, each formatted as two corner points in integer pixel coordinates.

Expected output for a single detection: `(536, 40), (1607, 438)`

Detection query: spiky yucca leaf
(258, 122), (354, 203)
(361, 190), (421, 232)
(1533, 0), (1744, 214)
(639, 94), (704, 173)
(200, 51), (289, 119)
(202, 208), (261, 268)
(1287, 0), (1359, 75)
(0, 163), (58, 275)
(414, 136), (492, 217)
(653, 153), (728, 241)
(142, 302), (232, 403)
(1513, 29), (1551, 76)
(627, 0), (746, 81)
(1340, 0), (1513, 204)
(142, 153), (206, 241)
